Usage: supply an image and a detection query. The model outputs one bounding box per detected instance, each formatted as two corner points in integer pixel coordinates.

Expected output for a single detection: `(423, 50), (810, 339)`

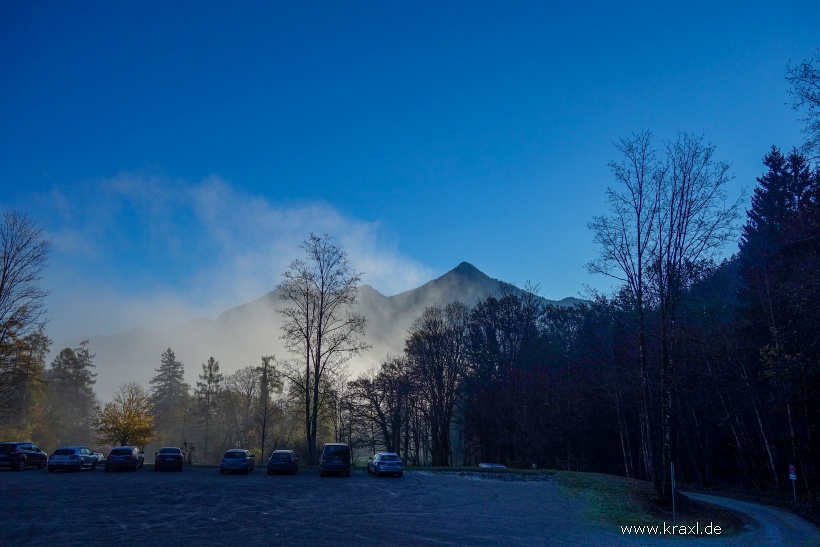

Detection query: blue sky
(1, 1), (817, 348)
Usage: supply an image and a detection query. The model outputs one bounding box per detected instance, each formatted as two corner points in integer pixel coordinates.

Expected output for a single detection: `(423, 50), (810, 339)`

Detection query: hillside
(64, 262), (579, 400)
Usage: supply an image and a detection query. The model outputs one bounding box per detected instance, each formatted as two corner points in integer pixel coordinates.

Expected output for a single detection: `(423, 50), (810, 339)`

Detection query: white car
(367, 452), (403, 477)
(48, 446), (99, 472)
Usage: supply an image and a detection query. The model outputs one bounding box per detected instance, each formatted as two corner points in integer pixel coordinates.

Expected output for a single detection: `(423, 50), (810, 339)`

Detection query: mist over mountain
(63, 262), (580, 401)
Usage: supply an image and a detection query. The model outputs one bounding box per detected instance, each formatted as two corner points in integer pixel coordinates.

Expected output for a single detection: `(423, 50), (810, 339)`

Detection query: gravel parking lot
(1, 464), (628, 546)
(6, 465), (806, 545)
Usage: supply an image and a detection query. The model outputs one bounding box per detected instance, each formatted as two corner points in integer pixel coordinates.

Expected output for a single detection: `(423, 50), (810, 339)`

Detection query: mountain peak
(450, 261), (484, 279)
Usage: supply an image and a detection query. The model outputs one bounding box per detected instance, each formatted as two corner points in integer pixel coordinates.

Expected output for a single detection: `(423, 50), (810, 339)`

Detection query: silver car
(367, 452), (403, 477)
(48, 446), (98, 472)
(219, 449), (255, 474)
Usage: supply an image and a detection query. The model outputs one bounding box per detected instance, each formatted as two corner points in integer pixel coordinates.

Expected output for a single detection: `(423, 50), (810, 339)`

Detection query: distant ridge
(62, 263), (580, 400)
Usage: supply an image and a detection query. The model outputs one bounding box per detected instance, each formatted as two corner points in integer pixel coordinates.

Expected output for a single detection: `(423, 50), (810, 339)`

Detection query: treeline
(0, 144), (817, 503)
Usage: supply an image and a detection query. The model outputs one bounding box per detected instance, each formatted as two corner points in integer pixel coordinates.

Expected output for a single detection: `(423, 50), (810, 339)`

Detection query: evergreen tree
(149, 348), (190, 445)
(46, 340), (98, 445)
(195, 356), (223, 462)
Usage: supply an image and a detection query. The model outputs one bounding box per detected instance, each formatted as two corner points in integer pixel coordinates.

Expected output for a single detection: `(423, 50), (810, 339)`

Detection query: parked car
(367, 452), (403, 477)
(154, 447), (184, 471)
(319, 443), (351, 477)
(0, 441), (47, 471)
(266, 449), (298, 475)
(48, 446), (98, 472)
(104, 446), (145, 471)
(220, 449), (255, 474)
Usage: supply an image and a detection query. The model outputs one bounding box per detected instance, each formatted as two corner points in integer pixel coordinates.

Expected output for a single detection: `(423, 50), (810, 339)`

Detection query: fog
(36, 173), (435, 399)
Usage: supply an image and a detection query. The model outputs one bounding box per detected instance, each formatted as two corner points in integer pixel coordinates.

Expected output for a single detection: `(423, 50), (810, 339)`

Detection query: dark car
(104, 446), (145, 471)
(220, 449), (255, 474)
(266, 449), (298, 475)
(48, 446), (98, 472)
(154, 447), (184, 471)
(367, 452), (403, 477)
(319, 443), (351, 477)
(0, 441), (47, 471)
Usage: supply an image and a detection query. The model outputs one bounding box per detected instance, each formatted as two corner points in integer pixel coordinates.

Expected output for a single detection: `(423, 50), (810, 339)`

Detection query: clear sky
(1, 1), (817, 349)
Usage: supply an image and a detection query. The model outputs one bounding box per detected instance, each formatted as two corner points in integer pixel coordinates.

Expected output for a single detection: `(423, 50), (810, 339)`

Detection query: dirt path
(682, 491), (820, 545)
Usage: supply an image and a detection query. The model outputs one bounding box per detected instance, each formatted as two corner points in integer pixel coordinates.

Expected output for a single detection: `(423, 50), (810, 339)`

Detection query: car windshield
(271, 453), (290, 460)
(54, 448), (76, 455)
(224, 452), (245, 459)
(159, 448), (181, 454)
(382, 455), (400, 462)
(110, 449), (131, 456)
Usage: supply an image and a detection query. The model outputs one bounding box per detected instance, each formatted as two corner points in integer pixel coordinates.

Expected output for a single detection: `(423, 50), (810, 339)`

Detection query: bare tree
(0, 211), (50, 422)
(405, 302), (470, 467)
(787, 50), (820, 158)
(588, 132), (740, 502)
(652, 132), (740, 502)
(277, 233), (370, 464)
(587, 130), (661, 495)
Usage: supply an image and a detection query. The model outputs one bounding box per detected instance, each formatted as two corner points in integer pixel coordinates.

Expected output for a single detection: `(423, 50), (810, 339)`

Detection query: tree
(787, 50), (820, 158)
(46, 340), (98, 445)
(405, 302), (470, 467)
(277, 233), (370, 464)
(195, 356), (223, 462)
(587, 130), (661, 494)
(0, 326), (50, 437)
(588, 131), (740, 502)
(0, 211), (50, 422)
(149, 348), (190, 445)
(652, 132), (740, 502)
(257, 355), (281, 458)
(94, 382), (156, 447)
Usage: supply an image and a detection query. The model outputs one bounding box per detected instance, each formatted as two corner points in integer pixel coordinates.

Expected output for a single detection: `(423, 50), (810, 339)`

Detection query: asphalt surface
(2, 466), (819, 545)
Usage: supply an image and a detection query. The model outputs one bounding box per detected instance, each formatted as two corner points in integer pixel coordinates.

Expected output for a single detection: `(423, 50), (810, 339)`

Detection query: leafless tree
(277, 233), (370, 464)
(652, 132), (740, 502)
(405, 302), (470, 467)
(0, 211), (50, 422)
(587, 131), (661, 495)
(787, 50), (820, 159)
(588, 132), (740, 502)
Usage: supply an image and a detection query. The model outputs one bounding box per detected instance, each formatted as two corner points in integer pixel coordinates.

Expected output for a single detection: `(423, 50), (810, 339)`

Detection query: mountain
(66, 262), (580, 401)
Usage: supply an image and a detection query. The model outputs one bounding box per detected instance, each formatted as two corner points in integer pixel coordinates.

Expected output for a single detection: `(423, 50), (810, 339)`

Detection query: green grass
(557, 471), (654, 525)
(556, 471), (747, 536)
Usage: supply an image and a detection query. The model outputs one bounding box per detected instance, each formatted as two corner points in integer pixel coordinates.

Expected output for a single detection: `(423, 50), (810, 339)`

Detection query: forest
(1, 53), (818, 507)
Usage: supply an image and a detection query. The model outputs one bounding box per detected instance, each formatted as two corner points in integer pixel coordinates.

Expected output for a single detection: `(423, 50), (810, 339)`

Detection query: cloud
(35, 172), (433, 347)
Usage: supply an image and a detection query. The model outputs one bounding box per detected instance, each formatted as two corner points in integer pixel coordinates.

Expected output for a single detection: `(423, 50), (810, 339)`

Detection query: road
(2, 466), (818, 545)
(682, 491), (820, 546)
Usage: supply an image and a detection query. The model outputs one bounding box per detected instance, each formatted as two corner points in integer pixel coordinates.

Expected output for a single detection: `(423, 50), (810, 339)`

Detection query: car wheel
(15, 459), (25, 471)
(91, 461), (97, 470)
(37, 460), (46, 470)
(398, 472), (403, 478)
(48, 466), (54, 472)
(320, 469), (326, 477)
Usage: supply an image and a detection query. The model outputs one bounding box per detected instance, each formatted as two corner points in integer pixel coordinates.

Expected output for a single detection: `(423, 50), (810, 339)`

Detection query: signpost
(789, 464), (797, 502)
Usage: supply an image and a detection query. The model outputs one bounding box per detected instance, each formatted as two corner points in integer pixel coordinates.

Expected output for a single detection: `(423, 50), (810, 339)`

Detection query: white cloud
(38, 172), (433, 348)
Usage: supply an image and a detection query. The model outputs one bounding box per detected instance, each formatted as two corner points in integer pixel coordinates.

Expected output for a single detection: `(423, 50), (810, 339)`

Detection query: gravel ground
(2, 466), (817, 545)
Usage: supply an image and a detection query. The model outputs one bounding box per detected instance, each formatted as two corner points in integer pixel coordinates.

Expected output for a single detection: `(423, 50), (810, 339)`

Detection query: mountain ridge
(62, 262), (580, 400)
